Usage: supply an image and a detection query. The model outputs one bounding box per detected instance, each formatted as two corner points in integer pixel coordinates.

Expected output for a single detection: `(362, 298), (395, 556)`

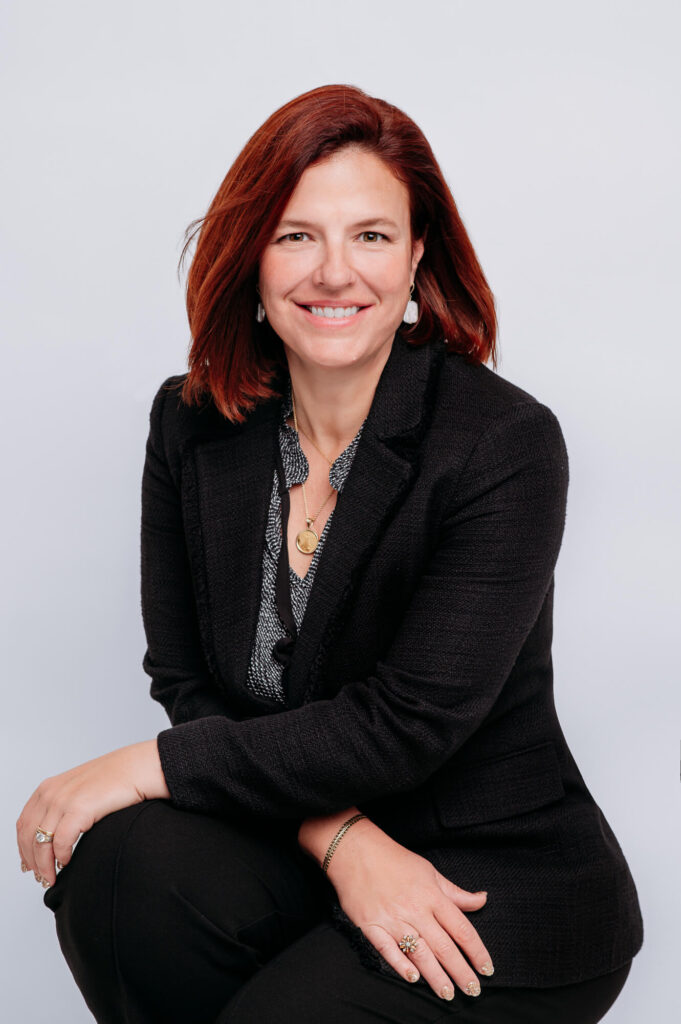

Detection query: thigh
(216, 921), (633, 1024)
(457, 962), (633, 1024)
(217, 919), (454, 1024)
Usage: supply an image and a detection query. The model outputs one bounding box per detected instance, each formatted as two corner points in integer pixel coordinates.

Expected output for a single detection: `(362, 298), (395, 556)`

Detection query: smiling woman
(256, 146), (425, 434)
(32, 83), (643, 1024)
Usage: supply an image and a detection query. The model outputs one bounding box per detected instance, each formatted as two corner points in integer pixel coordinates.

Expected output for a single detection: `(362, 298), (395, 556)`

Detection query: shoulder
(438, 349), (557, 423)
(147, 371), (256, 450)
(439, 349), (565, 438)
(430, 350), (569, 485)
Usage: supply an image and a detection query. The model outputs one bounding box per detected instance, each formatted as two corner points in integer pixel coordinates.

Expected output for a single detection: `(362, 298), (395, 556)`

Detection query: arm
(152, 397), (569, 820)
(141, 380), (239, 726)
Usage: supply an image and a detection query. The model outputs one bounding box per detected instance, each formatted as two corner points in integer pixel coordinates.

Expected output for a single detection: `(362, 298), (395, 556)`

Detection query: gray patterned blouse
(245, 374), (367, 703)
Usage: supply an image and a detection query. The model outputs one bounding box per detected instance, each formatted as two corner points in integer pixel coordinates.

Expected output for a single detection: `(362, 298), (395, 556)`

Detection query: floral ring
(398, 933), (420, 954)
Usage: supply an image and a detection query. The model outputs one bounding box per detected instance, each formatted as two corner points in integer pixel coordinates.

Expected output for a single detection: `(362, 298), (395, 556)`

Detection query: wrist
(298, 807), (360, 863)
(127, 739), (171, 801)
(298, 808), (379, 878)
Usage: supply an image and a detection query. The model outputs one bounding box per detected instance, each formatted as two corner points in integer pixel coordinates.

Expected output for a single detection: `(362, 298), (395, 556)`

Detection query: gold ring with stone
(398, 934), (420, 954)
(35, 826), (55, 844)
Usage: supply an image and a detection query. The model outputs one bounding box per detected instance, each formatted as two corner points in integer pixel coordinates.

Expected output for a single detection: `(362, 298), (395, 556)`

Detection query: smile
(296, 303), (370, 325)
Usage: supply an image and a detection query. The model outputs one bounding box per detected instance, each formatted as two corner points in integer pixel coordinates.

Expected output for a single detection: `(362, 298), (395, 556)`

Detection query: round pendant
(296, 528), (319, 554)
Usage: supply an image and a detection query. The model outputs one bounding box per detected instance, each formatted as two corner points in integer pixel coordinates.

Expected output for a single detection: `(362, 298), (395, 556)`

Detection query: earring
(403, 283), (419, 325)
(256, 301), (266, 323)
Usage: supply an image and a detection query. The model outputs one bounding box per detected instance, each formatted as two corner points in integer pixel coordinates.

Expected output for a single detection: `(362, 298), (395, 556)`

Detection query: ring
(398, 934), (420, 954)
(35, 826), (55, 844)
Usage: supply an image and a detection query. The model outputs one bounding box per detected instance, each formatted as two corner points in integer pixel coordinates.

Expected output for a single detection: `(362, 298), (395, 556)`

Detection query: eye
(359, 231), (387, 243)
(278, 232), (309, 243)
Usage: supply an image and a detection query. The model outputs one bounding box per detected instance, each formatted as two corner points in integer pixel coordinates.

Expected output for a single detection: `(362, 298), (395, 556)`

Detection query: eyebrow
(276, 217), (400, 231)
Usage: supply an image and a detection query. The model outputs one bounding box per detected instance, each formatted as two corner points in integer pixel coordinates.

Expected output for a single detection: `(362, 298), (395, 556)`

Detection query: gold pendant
(296, 527), (319, 555)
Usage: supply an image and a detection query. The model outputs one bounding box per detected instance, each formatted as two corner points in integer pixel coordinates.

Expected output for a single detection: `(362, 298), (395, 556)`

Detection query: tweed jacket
(140, 329), (644, 988)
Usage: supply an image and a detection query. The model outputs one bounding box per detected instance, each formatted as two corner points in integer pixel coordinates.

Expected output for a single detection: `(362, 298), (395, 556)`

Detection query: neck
(284, 338), (393, 452)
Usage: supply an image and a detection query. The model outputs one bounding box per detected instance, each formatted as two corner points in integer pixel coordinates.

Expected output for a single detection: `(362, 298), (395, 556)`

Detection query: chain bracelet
(321, 813), (368, 874)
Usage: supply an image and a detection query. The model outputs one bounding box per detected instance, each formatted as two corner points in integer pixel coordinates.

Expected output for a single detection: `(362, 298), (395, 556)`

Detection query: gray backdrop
(2, 1), (678, 1019)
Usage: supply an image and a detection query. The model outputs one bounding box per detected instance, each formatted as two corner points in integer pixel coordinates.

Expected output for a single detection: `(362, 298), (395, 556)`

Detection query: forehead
(281, 148), (411, 221)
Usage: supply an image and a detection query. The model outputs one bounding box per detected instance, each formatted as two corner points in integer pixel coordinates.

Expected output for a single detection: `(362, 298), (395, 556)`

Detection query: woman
(19, 84), (643, 1022)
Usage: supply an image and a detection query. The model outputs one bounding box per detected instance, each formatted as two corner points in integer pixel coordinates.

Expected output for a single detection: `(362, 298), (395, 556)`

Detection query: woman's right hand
(324, 819), (494, 1001)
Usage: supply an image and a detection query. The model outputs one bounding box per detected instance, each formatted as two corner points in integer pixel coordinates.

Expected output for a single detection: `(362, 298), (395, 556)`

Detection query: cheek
(258, 253), (292, 297)
(364, 253), (411, 298)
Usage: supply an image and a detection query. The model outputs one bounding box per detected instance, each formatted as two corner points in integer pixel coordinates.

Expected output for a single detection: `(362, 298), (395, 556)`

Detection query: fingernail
(20, 862), (29, 873)
(440, 985), (454, 1000)
(480, 960), (494, 976)
(475, 891), (487, 897)
(41, 879), (51, 889)
(34, 872), (41, 883)
(465, 980), (481, 996)
(56, 861), (63, 871)
(407, 970), (419, 983)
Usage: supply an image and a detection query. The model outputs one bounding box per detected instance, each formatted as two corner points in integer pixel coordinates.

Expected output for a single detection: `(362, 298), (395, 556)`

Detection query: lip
(295, 302), (371, 327)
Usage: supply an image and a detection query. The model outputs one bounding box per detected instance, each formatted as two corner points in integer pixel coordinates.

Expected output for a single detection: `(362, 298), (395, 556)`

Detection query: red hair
(179, 83), (498, 422)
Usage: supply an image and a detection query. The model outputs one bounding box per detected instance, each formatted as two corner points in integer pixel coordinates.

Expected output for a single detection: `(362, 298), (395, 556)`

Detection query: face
(258, 146), (424, 372)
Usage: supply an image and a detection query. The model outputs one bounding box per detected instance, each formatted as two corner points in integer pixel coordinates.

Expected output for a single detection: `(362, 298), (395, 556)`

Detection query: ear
(411, 235), (425, 279)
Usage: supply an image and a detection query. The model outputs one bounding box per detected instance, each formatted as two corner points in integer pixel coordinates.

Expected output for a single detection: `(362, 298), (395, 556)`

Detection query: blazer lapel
(285, 332), (444, 708)
(181, 330), (445, 716)
(179, 384), (283, 718)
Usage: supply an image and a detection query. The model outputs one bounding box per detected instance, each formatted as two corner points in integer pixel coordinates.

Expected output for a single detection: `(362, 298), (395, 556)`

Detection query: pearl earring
(256, 301), (266, 323)
(403, 283), (418, 325)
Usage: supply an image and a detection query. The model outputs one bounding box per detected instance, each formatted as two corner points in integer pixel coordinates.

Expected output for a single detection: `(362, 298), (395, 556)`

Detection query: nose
(312, 239), (356, 290)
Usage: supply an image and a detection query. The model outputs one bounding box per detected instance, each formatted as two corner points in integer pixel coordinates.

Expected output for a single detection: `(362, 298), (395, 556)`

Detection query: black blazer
(141, 329), (643, 988)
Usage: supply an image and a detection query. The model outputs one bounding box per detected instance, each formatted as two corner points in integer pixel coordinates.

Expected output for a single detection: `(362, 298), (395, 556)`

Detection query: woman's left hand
(16, 740), (170, 889)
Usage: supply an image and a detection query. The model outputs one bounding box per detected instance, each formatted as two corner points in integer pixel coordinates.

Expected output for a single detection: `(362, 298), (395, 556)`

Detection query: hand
(16, 739), (169, 889)
(325, 824), (493, 1000)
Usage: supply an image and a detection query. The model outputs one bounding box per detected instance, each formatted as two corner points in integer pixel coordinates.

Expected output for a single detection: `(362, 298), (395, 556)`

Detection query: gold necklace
(290, 389), (339, 555)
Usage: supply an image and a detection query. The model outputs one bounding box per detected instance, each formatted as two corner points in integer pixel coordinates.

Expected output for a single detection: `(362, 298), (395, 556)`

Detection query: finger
(17, 791), (43, 876)
(34, 808), (84, 887)
(33, 814), (62, 889)
(390, 924), (456, 1001)
(17, 839), (30, 874)
(435, 874), (488, 910)
(52, 810), (84, 869)
(362, 923), (422, 986)
(432, 898), (494, 984)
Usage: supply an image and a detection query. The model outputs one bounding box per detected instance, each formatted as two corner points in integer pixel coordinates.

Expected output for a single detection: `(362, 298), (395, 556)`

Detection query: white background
(2, 1), (679, 1019)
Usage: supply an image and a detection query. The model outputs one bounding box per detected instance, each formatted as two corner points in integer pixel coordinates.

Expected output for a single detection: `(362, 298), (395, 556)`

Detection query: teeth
(306, 305), (361, 319)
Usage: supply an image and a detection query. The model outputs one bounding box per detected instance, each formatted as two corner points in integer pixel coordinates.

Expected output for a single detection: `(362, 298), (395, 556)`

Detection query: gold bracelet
(321, 813), (368, 874)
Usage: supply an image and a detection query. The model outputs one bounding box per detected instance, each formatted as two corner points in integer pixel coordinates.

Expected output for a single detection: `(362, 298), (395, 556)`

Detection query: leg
(217, 919), (454, 1024)
(43, 799), (331, 1023)
(217, 922), (633, 1024)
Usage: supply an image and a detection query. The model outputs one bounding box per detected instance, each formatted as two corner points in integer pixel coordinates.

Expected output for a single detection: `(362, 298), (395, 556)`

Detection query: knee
(43, 801), (164, 948)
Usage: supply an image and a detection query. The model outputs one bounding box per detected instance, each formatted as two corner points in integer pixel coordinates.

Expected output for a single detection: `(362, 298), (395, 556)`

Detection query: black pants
(44, 799), (632, 1023)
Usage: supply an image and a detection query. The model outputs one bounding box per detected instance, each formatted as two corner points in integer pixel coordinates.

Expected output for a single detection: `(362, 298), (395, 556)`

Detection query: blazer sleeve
(141, 380), (239, 726)
(153, 397), (569, 820)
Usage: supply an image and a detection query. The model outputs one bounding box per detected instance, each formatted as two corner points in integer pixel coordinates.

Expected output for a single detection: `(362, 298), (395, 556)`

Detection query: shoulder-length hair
(179, 83), (497, 422)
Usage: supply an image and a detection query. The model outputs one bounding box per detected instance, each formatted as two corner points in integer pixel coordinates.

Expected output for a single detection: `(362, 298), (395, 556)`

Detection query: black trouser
(43, 799), (632, 1023)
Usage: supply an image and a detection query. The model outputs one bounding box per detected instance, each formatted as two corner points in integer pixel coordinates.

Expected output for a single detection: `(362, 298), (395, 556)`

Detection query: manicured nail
(56, 861), (63, 871)
(41, 879), (51, 889)
(407, 970), (419, 983)
(465, 980), (481, 996)
(34, 872), (41, 883)
(475, 891), (487, 896)
(20, 862), (29, 873)
(480, 960), (494, 976)
(440, 985), (454, 1000)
